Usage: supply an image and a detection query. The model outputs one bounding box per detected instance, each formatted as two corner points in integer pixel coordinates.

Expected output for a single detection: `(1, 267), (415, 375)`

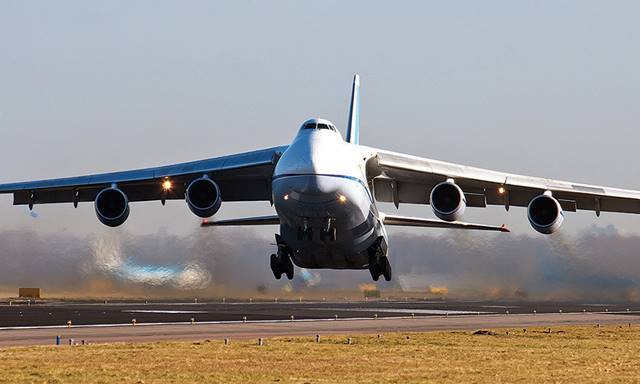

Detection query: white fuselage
(272, 120), (386, 269)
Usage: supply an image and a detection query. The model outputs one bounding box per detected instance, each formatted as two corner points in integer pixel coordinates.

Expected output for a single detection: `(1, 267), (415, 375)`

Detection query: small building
(18, 288), (41, 299)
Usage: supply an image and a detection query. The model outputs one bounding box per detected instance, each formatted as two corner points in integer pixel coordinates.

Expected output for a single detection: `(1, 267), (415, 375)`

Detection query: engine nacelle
(95, 187), (130, 227)
(527, 192), (564, 234)
(430, 180), (466, 222)
(186, 176), (221, 218)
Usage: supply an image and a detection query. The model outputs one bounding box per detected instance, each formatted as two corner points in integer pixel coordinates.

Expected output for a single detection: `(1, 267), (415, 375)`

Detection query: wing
(0, 146), (287, 206)
(366, 148), (640, 215)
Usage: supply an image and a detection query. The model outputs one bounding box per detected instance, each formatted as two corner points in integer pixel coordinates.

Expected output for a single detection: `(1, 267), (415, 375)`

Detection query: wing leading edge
(0, 146), (288, 206)
(367, 148), (640, 215)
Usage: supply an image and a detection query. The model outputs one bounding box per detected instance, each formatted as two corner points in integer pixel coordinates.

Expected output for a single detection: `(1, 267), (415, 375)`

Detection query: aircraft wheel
(284, 254), (294, 280)
(381, 256), (392, 282)
(369, 263), (381, 281)
(270, 254), (283, 279)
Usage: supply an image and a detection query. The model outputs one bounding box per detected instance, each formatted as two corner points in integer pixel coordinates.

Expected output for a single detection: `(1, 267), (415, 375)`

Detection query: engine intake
(430, 180), (466, 222)
(186, 176), (221, 218)
(95, 187), (130, 227)
(527, 192), (564, 234)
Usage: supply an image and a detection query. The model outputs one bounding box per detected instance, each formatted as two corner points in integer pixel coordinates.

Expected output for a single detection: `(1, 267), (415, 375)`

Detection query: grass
(1, 325), (639, 383)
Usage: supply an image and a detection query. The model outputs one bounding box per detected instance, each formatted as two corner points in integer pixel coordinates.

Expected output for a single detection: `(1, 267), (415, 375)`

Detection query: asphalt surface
(1, 299), (637, 327)
(0, 299), (639, 346)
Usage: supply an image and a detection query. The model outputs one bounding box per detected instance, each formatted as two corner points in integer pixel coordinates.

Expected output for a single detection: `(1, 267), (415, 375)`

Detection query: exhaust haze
(1, 224), (639, 301)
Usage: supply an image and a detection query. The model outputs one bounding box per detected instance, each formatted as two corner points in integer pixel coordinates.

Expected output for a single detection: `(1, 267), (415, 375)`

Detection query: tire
(284, 255), (294, 280)
(382, 256), (392, 282)
(270, 254), (282, 279)
(369, 264), (380, 281)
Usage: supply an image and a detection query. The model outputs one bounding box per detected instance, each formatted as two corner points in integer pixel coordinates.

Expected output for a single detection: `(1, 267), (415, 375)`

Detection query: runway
(0, 312), (638, 347)
(1, 299), (637, 327)
(1, 299), (639, 346)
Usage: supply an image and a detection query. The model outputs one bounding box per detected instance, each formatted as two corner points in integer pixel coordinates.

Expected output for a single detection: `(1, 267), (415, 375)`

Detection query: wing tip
(500, 224), (510, 233)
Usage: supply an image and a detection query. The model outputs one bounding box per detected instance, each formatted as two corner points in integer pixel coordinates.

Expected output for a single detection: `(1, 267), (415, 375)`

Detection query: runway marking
(309, 308), (492, 315)
(121, 310), (209, 314)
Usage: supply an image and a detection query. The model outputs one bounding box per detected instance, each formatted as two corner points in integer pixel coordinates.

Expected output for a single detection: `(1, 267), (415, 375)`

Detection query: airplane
(2, 75), (640, 282)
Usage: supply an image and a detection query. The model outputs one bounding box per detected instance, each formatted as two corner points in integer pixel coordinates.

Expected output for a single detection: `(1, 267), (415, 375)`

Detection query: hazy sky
(1, 1), (639, 236)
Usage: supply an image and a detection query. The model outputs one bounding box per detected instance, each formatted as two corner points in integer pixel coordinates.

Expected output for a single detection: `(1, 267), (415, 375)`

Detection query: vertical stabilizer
(346, 74), (360, 144)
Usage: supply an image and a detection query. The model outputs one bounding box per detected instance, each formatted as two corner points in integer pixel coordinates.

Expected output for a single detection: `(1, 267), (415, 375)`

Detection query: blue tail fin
(346, 74), (360, 144)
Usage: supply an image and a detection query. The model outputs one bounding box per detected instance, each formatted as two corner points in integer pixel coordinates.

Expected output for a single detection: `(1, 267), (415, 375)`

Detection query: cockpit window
(302, 122), (336, 131)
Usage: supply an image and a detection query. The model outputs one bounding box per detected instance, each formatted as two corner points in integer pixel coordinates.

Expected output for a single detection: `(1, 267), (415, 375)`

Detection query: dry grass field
(1, 325), (639, 383)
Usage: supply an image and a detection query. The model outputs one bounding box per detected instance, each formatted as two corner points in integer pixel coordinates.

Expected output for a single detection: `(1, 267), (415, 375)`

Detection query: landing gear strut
(368, 237), (391, 282)
(320, 218), (337, 242)
(297, 218), (313, 241)
(271, 234), (294, 280)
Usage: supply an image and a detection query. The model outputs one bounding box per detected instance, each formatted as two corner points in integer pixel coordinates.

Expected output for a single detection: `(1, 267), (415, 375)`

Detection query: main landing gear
(369, 255), (392, 282)
(271, 234), (294, 280)
(368, 237), (391, 282)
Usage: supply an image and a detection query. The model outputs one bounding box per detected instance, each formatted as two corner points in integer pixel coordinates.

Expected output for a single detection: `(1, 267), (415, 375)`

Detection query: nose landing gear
(320, 218), (337, 242)
(271, 234), (294, 280)
(296, 218), (313, 241)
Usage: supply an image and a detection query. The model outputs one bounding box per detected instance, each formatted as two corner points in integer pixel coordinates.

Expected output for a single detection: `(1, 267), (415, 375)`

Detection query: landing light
(284, 194), (289, 201)
(162, 179), (173, 191)
(498, 186), (506, 195)
(338, 195), (347, 203)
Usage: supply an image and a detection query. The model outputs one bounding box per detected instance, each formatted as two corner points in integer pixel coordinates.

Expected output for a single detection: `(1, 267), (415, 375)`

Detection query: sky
(1, 1), (639, 236)
(0, 1), (639, 296)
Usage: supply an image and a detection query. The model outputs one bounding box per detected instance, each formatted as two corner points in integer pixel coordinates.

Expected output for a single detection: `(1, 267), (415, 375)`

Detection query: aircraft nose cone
(273, 174), (367, 209)
(293, 175), (336, 195)
(278, 175), (346, 203)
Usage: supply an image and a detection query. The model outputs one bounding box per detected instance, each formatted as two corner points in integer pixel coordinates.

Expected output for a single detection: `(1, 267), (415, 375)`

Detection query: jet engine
(95, 186), (130, 227)
(186, 176), (222, 218)
(527, 192), (564, 234)
(429, 180), (466, 221)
